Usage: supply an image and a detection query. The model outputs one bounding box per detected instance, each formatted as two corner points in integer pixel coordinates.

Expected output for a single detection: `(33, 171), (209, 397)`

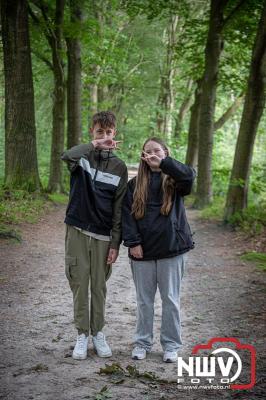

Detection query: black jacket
(122, 156), (196, 260)
(61, 143), (128, 249)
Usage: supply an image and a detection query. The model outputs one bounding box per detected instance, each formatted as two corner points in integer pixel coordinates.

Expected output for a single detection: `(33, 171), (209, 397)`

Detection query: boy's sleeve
(122, 180), (142, 248)
(160, 156), (197, 196)
(61, 143), (94, 172)
(110, 165), (128, 250)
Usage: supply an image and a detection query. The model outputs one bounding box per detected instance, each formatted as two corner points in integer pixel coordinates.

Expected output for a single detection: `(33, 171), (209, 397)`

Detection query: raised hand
(92, 138), (122, 150)
(141, 151), (165, 168)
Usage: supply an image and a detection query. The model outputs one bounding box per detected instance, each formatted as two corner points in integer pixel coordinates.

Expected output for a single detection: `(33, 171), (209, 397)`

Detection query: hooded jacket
(61, 143), (128, 249)
(122, 156), (196, 260)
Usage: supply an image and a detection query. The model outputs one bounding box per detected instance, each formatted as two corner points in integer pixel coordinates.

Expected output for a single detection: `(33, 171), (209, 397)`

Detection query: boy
(61, 111), (128, 360)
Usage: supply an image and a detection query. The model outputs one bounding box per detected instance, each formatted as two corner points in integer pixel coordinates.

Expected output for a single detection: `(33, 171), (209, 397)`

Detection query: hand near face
(129, 245), (143, 259)
(92, 138), (122, 150)
(141, 151), (165, 168)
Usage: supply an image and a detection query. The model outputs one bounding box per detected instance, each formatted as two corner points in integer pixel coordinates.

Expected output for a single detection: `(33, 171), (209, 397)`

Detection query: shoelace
(96, 334), (106, 344)
(77, 336), (86, 350)
(134, 346), (145, 352)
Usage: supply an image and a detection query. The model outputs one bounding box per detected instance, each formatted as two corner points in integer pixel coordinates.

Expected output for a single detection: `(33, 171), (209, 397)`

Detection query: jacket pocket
(65, 255), (77, 282)
(175, 228), (192, 250)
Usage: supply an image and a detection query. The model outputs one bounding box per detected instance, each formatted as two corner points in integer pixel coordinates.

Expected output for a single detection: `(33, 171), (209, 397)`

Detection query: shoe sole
(72, 352), (87, 360)
(132, 355), (146, 360)
(163, 358), (177, 363)
(93, 348), (112, 357)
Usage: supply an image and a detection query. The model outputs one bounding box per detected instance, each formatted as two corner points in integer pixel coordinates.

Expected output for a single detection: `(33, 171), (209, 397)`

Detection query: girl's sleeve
(122, 180), (142, 248)
(160, 156), (196, 196)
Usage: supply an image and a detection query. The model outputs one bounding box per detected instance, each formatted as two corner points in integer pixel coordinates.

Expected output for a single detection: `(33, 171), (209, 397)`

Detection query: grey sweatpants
(131, 254), (186, 352)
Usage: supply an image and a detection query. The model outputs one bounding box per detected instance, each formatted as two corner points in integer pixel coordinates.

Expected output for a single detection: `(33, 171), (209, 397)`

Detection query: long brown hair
(132, 137), (176, 219)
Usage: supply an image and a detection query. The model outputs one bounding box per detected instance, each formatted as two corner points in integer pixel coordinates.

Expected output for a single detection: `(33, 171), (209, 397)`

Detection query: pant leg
(131, 259), (157, 351)
(90, 238), (111, 336)
(157, 254), (185, 351)
(65, 225), (91, 336)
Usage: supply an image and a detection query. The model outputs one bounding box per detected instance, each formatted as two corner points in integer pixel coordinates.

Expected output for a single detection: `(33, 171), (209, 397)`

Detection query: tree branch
(28, 4), (41, 25)
(222, 0), (248, 28)
(214, 93), (244, 131)
(32, 49), (53, 70)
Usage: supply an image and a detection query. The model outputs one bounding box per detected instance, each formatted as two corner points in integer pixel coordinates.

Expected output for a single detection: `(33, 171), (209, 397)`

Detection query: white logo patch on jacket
(79, 157), (120, 187)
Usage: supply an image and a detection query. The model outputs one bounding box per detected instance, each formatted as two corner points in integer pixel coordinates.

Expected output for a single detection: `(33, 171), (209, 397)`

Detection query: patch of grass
(228, 202), (266, 236)
(0, 189), (51, 226)
(196, 197), (266, 239)
(0, 188), (67, 241)
(240, 252), (266, 271)
(0, 224), (22, 241)
(48, 193), (69, 205)
(199, 197), (225, 221)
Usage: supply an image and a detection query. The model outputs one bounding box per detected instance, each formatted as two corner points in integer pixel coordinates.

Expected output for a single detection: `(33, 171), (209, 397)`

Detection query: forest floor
(0, 201), (265, 400)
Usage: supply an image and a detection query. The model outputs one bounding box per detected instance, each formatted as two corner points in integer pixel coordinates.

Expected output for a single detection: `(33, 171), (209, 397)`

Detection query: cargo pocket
(65, 255), (77, 282)
(105, 263), (112, 281)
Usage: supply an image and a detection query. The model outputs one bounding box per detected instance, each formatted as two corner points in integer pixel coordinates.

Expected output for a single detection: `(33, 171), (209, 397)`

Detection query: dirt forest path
(0, 203), (265, 400)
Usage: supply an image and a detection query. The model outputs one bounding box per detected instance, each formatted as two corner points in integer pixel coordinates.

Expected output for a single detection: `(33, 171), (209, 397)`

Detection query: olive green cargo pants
(65, 225), (112, 336)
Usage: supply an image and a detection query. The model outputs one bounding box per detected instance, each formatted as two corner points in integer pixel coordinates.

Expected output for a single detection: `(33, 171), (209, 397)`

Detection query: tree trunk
(224, 0), (266, 221)
(156, 15), (178, 138)
(1, 0), (41, 191)
(47, 0), (66, 193)
(66, 0), (82, 149)
(194, 0), (228, 208)
(185, 79), (202, 169)
(89, 77), (99, 121)
(174, 79), (194, 138)
(98, 85), (109, 104)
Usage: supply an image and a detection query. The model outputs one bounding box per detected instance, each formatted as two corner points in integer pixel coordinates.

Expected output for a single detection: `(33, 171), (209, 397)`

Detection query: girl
(122, 137), (196, 363)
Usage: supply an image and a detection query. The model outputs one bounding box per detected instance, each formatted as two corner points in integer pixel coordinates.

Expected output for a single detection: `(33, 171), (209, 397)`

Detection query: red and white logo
(177, 337), (256, 390)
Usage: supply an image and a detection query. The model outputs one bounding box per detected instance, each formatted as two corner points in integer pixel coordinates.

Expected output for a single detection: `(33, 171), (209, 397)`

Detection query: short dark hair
(92, 111), (116, 129)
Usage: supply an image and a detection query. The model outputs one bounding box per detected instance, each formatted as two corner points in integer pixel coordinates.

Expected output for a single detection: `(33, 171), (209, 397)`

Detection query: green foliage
(0, 0), (265, 217)
(212, 167), (231, 197)
(199, 197), (226, 221)
(228, 201), (266, 235)
(98, 362), (170, 384)
(0, 187), (69, 240)
(48, 193), (69, 205)
(0, 225), (22, 242)
(93, 386), (112, 400)
(0, 189), (51, 226)
(249, 164), (266, 199)
(240, 252), (266, 271)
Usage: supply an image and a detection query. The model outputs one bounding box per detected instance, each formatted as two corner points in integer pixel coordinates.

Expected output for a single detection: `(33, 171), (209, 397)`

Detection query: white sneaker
(163, 350), (178, 363)
(132, 346), (146, 360)
(72, 334), (89, 360)
(92, 332), (112, 357)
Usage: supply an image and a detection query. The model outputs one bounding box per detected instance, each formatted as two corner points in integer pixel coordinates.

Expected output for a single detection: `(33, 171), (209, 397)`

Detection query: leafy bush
(0, 189), (50, 225)
(199, 196), (226, 221)
(228, 201), (266, 235)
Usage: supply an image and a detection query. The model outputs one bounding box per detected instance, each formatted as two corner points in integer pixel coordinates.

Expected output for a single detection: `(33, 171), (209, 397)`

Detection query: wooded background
(0, 0), (265, 225)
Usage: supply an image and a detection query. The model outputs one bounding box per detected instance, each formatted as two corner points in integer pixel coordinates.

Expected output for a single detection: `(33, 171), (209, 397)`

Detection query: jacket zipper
(93, 150), (101, 184)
